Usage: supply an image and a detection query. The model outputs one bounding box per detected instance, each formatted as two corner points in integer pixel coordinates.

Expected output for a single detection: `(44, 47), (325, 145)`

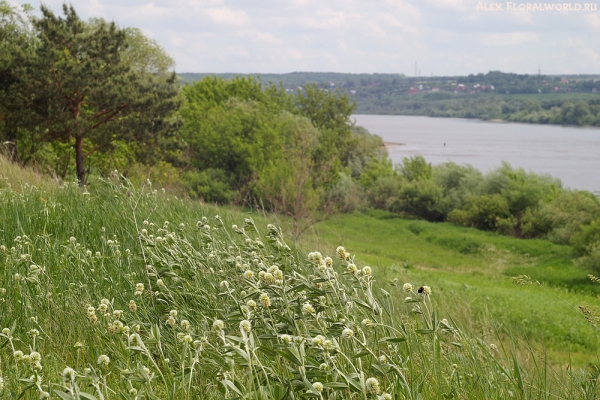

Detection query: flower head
(313, 382), (324, 393)
(365, 377), (380, 395)
(302, 302), (315, 315)
(239, 320), (252, 333)
(341, 328), (354, 339)
(97, 355), (110, 367)
(259, 293), (271, 308)
(212, 319), (225, 332)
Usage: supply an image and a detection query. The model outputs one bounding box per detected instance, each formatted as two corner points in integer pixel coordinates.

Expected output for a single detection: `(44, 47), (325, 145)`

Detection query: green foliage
(398, 155), (432, 182)
(180, 75), (375, 233)
(571, 219), (600, 256)
(182, 168), (235, 203)
(255, 114), (328, 236)
(0, 3), (181, 184)
(522, 190), (600, 244)
(477, 163), (561, 217)
(359, 156), (395, 189)
(394, 179), (449, 222)
(448, 194), (513, 231)
(433, 162), (483, 209)
(1, 174), (599, 399)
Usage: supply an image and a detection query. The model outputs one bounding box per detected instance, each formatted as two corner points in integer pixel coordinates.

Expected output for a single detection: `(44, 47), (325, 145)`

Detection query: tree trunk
(75, 136), (85, 186)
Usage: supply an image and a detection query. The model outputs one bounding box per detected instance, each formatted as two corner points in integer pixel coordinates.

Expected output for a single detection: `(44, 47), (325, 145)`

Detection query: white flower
(403, 283), (413, 293)
(239, 320), (252, 333)
(97, 355), (110, 367)
(243, 270), (254, 279)
(311, 335), (326, 346)
(313, 382), (324, 393)
(362, 266), (372, 276)
(421, 285), (431, 295)
(341, 328), (354, 339)
(212, 319), (225, 331)
(259, 293), (271, 308)
(365, 377), (380, 394)
(62, 367), (76, 381)
(281, 334), (293, 344)
(302, 302), (315, 315)
(336, 246), (348, 260)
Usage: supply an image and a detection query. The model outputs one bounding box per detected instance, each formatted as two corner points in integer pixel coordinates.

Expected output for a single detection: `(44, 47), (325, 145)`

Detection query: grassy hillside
(307, 211), (600, 365)
(1, 164), (600, 398)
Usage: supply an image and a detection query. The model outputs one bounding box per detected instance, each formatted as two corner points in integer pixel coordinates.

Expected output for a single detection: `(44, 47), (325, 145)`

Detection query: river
(352, 114), (600, 193)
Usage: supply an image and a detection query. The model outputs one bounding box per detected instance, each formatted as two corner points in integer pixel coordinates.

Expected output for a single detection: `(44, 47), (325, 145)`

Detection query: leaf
(324, 382), (348, 390)
(277, 349), (302, 366)
(379, 337), (407, 343)
(54, 390), (75, 400)
(415, 329), (434, 335)
(79, 393), (99, 400)
(221, 379), (243, 397)
(353, 350), (371, 359)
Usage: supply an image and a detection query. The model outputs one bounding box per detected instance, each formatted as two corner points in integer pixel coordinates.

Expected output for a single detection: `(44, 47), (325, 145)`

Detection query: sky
(14, 0), (600, 75)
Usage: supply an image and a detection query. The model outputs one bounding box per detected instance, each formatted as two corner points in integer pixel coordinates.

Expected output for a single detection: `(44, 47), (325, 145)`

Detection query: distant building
(431, 88), (440, 92)
(408, 87), (419, 94)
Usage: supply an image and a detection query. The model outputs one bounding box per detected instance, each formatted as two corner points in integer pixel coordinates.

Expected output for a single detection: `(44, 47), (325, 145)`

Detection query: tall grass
(0, 175), (598, 398)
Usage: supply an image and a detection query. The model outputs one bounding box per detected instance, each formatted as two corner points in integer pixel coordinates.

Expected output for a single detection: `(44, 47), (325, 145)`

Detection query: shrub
(521, 190), (600, 244)
(448, 194), (512, 231)
(393, 179), (449, 221)
(182, 168), (235, 203)
(398, 155), (432, 182)
(367, 175), (401, 211)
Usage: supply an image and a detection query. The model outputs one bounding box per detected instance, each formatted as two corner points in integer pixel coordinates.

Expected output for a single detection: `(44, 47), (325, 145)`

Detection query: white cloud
(426, 0), (467, 11)
(585, 14), (600, 31)
(204, 6), (249, 26)
(20, 0), (600, 74)
(480, 31), (539, 46)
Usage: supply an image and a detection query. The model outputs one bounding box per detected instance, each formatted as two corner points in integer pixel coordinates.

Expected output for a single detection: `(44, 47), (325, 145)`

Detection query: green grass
(306, 210), (600, 366)
(2, 167), (600, 398)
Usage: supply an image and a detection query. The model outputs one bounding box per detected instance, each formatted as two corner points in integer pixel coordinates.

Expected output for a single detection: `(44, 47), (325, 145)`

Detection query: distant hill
(178, 71), (600, 125)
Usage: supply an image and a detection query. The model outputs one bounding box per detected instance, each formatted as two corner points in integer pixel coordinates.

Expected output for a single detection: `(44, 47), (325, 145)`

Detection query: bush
(433, 162), (483, 209)
(367, 175), (401, 211)
(182, 168), (235, 203)
(326, 173), (367, 213)
(521, 190), (600, 244)
(571, 219), (600, 256)
(393, 179), (449, 222)
(398, 155), (432, 182)
(448, 194), (512, 231)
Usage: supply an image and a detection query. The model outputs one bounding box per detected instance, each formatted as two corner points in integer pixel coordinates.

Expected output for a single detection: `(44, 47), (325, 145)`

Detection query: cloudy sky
(17, 0), (600, 75)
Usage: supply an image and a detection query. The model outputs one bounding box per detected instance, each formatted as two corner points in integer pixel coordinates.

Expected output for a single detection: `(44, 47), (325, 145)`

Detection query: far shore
(384, 141), (405, 148)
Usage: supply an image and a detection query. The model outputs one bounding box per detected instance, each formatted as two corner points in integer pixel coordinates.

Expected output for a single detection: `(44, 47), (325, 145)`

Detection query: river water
(352, 114), (600, 193)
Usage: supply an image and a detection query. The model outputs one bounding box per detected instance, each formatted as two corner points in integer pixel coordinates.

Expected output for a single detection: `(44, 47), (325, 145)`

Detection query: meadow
(1, 160), (600, 399)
